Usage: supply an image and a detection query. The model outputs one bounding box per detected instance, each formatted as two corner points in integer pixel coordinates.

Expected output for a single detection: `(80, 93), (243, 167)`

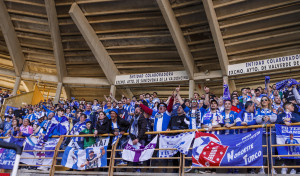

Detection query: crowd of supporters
(0, 79), (300, 174)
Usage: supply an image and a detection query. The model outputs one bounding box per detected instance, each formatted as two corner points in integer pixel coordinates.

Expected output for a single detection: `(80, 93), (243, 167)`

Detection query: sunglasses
(192, 100), (197, 103)
(261, 99), (268, 102)
(159, 105), (166, 107)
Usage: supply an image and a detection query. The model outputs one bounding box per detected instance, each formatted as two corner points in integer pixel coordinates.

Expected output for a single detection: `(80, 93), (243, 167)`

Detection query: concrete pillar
(62, 86), (71, 100)
(189, 80), (195, 99)
(223, 76), (228, 94)
(12, 76), (21, 96)
(54, 82), (63, 104)
(229, 79), (237, 92)
(110, 85), (116, 98)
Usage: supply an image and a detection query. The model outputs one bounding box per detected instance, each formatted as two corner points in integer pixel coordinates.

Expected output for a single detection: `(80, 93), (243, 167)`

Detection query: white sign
(115, 71), (189, 85)
(228, 54), (300, 76)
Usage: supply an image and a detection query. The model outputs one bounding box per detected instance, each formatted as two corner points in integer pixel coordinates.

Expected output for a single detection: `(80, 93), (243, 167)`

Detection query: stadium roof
(0, 0), (299, 100)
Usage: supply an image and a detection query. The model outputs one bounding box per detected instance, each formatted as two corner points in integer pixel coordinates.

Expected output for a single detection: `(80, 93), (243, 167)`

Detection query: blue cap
(109, 108), (118, 114)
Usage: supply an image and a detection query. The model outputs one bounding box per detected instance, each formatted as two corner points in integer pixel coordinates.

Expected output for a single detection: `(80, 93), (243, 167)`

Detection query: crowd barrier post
(109, 138), (119, 176)
(266, 125), (270, 175)
(49, 136), (65, 176)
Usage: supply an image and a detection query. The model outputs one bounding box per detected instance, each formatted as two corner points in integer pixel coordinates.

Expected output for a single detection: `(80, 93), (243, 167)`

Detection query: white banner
(228, 54), (300, 76)
(115, 71), (189, 85)
(159, 132), (195, 157)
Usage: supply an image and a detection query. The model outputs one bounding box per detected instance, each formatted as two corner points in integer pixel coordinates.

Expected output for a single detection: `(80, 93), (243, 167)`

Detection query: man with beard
(128, 107), (147, 172)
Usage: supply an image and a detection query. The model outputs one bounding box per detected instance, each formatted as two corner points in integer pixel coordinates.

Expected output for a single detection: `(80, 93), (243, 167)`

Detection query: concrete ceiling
(0, 0), (299, 101)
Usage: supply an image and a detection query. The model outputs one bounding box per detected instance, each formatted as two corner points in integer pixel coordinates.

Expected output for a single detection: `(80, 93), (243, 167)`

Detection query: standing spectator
(128, 107), (147, 172)
(94, 111), (111, 135)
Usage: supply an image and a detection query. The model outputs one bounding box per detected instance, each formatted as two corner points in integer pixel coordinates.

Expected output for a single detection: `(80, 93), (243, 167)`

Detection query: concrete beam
(45, 0), (67, 82)
(110, 85), (116, 98)
(194, 70), (223, 80)
(63, 77), (109, 86)
(202, 0), (229, 76)
(12, 76), (21, 96)
(157, 0), (196, 79)
(189, 80), (195, 99)
(0, 0), (25, 76)
(54, 82), (62, 104)
(69, 3), (120, 84)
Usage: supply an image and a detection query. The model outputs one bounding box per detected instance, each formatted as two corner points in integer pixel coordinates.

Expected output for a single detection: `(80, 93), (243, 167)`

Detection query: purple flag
(122, 135), (158, 162)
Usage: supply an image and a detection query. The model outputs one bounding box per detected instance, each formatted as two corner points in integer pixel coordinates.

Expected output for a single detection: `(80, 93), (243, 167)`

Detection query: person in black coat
(110, 109), (130, 165)
(94, 111), (111, 136)
(129, 107), (147, 146)
(167, 105), (188, 132)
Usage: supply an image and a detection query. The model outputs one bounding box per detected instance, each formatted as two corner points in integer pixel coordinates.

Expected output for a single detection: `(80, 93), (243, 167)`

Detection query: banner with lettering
(192, 129), (263, 167)
(62, 137), (110, 170)
(0, 137), (25, 169)
(276, 124), (300, 159)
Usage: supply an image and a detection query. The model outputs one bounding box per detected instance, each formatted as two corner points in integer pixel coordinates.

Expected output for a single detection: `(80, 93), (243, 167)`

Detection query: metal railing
(1, 123), (300, 176)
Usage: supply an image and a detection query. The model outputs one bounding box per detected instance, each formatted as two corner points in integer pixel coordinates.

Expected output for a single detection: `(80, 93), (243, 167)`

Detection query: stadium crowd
(0, 78), (300, 174)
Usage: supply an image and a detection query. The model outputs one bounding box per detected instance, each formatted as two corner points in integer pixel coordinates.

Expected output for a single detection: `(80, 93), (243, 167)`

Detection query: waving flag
(192, 129), (263, 167)
(122, 135), (158, 162)
(159, 132), (195, 157)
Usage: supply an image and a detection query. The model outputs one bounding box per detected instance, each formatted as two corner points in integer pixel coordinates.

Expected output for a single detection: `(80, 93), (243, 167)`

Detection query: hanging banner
(122, 135), (158, 162)
(192, 129), (263, 167)
(21, 137), (59, 169)
(62, 137), (110, 170)
(0, 137), (25, 169)
(276, 124), (300, 159)
(115, 71), (189, 85)
(159, 132), (195, 157)
(228, 54), (300, 76)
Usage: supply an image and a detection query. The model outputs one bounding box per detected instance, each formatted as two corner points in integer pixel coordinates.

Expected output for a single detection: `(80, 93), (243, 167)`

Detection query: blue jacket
(236, 111), (257, 126)
(276, 112), (300, 124)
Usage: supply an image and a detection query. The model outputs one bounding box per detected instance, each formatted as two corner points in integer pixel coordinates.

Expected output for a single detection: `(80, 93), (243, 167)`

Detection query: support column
(229, 80), (237, 92)
(189, 80), (195, 99)
(54, 82), (63, 104)
(223, 76), (228, 94)
(62, 86), (71, 100)
(224, 76), (236, 93)
(110, 85), (116, 98)
(12, 76), (21, 96)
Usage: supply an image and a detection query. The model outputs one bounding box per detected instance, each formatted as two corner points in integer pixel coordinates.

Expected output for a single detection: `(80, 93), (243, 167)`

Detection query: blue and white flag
(192, 129), (263, 167)
(276, 124), (300, 159)
(122, 135), (158, 162)
(62, 137), (110, 170)
(21, 136), (59, 168)
(159, 132), (195, 157)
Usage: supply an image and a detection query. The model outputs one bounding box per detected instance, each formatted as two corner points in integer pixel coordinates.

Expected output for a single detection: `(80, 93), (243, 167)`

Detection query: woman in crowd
(19, 118), (33, 137)
(94, 111), (111, 135)
(6, 119), (19, 136)
(256, 96), (278, 174)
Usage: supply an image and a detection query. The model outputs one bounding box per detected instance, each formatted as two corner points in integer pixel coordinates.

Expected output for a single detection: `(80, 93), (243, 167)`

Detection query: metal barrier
(1, 123), (300, 176)
(268, 124), (300, 175)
